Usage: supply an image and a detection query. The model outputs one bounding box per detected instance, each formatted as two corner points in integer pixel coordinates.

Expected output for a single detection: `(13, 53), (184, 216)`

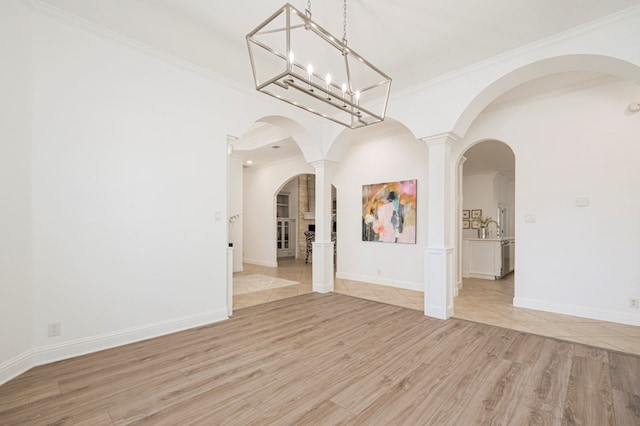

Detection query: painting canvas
(362, 180), (417, 244)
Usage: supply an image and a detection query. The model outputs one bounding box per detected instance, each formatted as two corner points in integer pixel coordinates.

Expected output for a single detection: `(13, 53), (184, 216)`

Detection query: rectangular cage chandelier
(246, 2), (392, 129)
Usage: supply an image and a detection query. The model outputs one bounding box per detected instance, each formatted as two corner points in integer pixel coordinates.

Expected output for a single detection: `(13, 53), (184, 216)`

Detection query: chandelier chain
(307, 0), (311, 16)
(343, 0), (348, 42)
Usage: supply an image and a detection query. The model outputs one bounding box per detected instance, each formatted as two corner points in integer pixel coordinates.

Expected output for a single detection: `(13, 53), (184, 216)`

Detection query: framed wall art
(362, 180), (417, 244)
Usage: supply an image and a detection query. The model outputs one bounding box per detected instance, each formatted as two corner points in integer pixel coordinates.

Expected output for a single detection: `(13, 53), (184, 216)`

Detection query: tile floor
(455, 274), (640, 356)
(232, 258), (313, 310)
(234, 260), (640, 355)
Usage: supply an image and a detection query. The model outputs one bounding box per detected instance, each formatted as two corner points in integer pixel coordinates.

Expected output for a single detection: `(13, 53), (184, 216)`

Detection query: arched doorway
(455, 140), (516, 321)
(227, 119), (319, 312)
(449, 68), (640, 332)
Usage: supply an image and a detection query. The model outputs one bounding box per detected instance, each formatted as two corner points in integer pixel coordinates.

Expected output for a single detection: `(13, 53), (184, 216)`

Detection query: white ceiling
(39, 0), (640, 93)
(463, 140), (515, 178)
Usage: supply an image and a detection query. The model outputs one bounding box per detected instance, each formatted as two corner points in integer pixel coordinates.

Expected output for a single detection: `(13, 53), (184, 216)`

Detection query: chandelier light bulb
(286, 51), (295, 83)
(307, 64), (314, 91)
(325, 74), (332, 99)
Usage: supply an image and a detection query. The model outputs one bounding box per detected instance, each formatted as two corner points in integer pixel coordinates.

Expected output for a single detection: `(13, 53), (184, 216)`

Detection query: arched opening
(455, 139), (516, 322)
(449, 66), (640, 335)
(227, 118), (316, 312)
(452, 55), (640, 137)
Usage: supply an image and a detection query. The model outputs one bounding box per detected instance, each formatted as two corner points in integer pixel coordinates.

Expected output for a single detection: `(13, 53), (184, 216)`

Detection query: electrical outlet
(48, 322), (60, 337)
(630, 298), (639, 309)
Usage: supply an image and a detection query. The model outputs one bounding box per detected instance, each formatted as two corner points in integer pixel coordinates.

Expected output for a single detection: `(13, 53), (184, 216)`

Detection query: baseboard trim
(513, 297), (640, 326)
(0, 350), (34, 386)
(32, 309), (229, 367)
(243, 258), (278, 268)
(336, 272), (423, 292)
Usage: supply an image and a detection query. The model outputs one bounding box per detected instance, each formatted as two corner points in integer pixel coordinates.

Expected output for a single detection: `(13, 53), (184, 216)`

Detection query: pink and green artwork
(362, 180), (417, 244)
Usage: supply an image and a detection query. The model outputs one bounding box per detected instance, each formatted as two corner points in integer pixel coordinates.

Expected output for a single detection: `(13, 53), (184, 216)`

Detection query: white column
(456, 156), (467, 294)
(311, 160), (336, 293)
(423, 132), (460, 319)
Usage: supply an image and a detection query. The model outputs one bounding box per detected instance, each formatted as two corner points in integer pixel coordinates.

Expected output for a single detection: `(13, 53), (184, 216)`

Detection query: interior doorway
(455, 139), (516, 320)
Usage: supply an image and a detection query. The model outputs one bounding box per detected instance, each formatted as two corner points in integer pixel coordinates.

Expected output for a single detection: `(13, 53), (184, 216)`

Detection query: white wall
(462, 173), (496, 238)
(243, 157), (313, 267)
(334, 130), (428, 291)
(0, 0), (33, 383)
(29, 11), (244, 363)
(458, 77), (640, 325)
(462, 171), (514, 239)
(1, 0), (329, 383)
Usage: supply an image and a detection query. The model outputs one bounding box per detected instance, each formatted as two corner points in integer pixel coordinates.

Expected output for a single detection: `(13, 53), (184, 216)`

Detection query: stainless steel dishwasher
(497, 240), (510, 279)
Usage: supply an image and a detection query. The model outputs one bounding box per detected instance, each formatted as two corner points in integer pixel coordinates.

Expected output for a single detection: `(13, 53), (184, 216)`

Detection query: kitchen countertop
(464, 238), (515, 241)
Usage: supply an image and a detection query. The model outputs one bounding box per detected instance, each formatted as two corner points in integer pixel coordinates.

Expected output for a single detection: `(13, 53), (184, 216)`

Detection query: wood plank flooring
(1, 293), (639, 425)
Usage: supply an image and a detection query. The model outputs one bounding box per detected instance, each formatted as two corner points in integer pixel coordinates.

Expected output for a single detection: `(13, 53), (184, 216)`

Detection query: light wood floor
(1, 293), (639, 425)
(237, 260), (640, 356)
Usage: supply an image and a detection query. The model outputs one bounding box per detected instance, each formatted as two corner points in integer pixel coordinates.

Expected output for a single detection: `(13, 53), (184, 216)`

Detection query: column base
(425, 247), (454, 319)
(312, 242), (334, 293)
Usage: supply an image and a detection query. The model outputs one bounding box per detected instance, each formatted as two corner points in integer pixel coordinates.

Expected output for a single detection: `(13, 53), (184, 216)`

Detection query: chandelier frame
(246, 3), (392, 129)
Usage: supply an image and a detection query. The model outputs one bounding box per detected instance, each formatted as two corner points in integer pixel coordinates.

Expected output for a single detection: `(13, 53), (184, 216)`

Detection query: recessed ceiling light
(246, 160), (253, 165)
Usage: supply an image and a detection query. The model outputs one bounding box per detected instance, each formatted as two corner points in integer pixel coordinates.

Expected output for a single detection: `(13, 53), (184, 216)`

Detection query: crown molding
(392, 5), (640, 101)
(26, 0), (257, 98)
(25, 0), (342, 135)
(421, 132), (461, 145)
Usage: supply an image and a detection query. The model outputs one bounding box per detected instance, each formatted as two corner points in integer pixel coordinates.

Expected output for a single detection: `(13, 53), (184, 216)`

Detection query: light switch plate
(576, 197), (589, 207)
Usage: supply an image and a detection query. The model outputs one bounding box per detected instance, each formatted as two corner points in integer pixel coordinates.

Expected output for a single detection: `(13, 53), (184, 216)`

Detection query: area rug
(233, 274), (300, 295)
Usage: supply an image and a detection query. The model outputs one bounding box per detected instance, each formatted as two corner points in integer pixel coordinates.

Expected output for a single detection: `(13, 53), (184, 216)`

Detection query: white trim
(0, 350), (34, 386)
(469, 273), (498, 280)
(32, 309), (228, 366)
(392, 5), (640, 100)
(514, 297), (640, 327)
(421, 132), (461, 145)
(243, 258), (278, 268)
(27, 0), (253, 96)
(336, 272), (423, 292)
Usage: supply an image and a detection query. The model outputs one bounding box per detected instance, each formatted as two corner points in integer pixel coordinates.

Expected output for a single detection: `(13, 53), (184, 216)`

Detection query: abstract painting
(362, 180), (417, 244)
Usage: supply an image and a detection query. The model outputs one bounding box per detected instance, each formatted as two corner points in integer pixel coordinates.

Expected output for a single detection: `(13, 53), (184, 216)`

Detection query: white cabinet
(462, 238), (514, 280)
(277, 219), (295, 257)
(276, 192), (295, 258)
(277, 192), (289, 218)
